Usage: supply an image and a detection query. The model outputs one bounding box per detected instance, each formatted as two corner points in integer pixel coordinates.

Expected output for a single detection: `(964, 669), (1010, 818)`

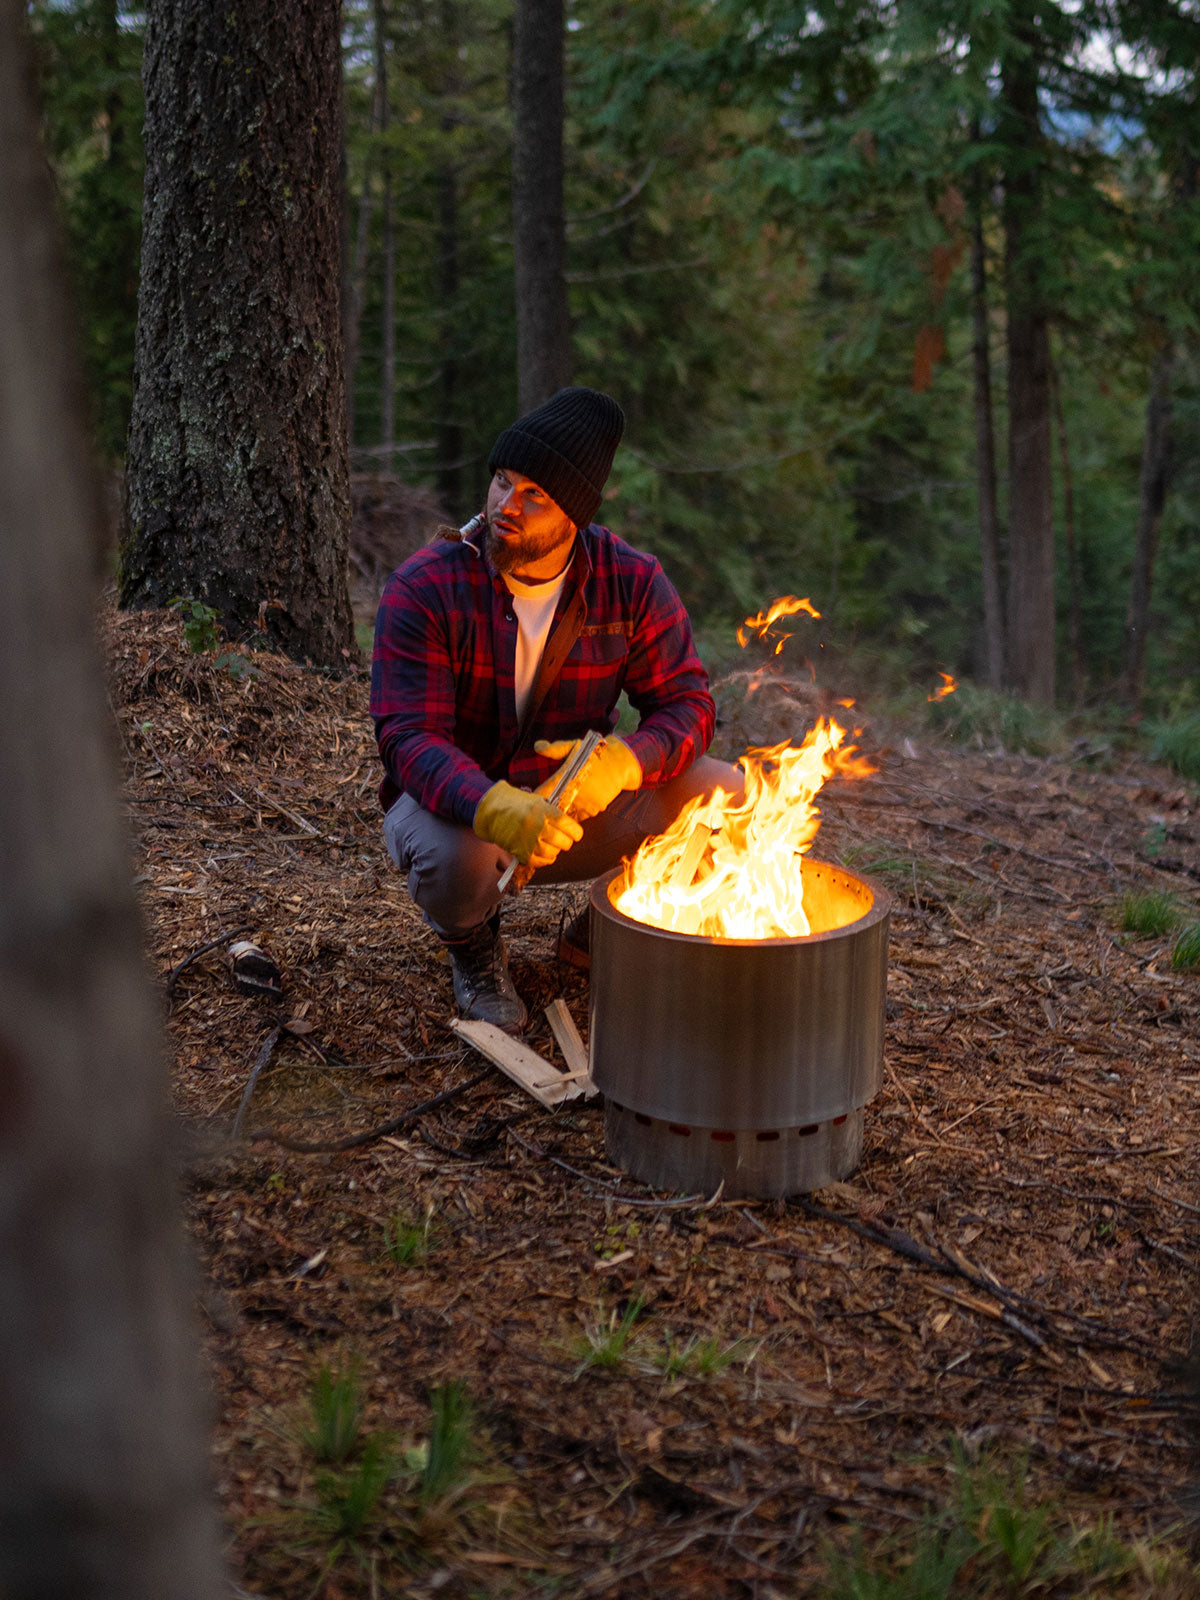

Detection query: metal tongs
(498, 728), (607, 895)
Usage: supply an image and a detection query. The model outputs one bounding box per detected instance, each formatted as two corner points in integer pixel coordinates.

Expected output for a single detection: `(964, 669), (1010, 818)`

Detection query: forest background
(28, 0), (1200, 750)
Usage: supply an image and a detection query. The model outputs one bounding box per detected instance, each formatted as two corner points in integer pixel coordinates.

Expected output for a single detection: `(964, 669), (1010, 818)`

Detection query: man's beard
(486, 517), (570, 576)
(486, 525), (542, 574)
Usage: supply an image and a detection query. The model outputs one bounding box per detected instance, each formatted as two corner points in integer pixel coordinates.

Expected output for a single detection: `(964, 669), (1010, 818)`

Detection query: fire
(928, 671), (957, 702)
(613, 718), (874, 940)
(736, 595), (821, 653)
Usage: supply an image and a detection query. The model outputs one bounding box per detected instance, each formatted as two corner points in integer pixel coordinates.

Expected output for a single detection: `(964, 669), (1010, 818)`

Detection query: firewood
(449, 1018), (595, 1107)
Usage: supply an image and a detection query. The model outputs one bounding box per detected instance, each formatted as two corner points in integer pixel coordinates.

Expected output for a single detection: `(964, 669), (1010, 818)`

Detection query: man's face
(485, 468), (575, 577)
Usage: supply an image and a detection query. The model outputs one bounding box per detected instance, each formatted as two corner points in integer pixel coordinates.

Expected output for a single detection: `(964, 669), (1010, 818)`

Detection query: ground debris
(106, 601), (1200, 1598)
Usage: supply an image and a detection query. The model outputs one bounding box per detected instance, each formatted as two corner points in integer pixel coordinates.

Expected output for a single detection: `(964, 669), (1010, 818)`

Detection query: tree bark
(435, 0), (465, 512)
(374, 0), (396, 466)
(1122, 339), (1174, 707)
(344, 68), (383, 453)
(0, 10), (225, 1595)
(1001, 17), (1056, 705)
(122, 0), (353, 666)
(1049, 345), (1084, 704)
(511, 0), (572, 410)
(969, 119), (1005, 689)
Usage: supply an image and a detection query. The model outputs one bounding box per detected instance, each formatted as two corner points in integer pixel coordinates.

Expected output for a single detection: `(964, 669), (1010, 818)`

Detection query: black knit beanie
(488, 386), (625, 530)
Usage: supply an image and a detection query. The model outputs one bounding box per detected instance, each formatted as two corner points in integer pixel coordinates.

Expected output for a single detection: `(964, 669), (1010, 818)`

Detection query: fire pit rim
(592, 857), (892, 946)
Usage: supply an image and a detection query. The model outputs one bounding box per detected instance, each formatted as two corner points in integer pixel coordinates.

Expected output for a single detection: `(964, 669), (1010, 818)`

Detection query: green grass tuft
(419, 1381), (478, 1506)
(311, 1434), (395, 1541)
(300, 1364), (363, 1465)
(571, 1294), (647, 1375)
(1171, 922), (1200, 970)
(1145, 711), (1200, 781)
(1119, 889), (1186, 936)
(926, 680), (1069, 757)
(382, 1207), (435, 1266)
(815, 1446), (1198, 1598)
(648, 1333), (757, 1380)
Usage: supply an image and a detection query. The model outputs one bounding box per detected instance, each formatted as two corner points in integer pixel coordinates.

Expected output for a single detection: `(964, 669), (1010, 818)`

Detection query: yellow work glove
(533, 735), (643, 821)
(473, 779), (583, 869)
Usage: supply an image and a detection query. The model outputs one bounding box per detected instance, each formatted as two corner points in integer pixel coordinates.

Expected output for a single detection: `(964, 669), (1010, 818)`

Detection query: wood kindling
(450, 1017), (595, 1107)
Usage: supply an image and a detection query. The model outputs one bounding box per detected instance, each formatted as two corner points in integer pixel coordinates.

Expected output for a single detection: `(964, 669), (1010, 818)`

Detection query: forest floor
(105, 600), (1200, 1599)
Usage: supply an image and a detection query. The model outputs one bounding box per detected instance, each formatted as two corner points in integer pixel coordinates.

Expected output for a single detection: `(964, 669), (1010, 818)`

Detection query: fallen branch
(232, 1024), (283, 1139)
(246, 1067), (490, 1153)
(792, 1199), (1166, 1360)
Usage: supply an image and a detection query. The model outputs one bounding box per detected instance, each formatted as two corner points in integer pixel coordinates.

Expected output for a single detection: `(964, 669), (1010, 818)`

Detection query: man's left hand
(534, 735), (643, 821)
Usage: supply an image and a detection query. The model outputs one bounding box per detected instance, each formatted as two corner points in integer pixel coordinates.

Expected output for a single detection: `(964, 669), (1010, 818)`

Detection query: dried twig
(506, 1128), (709, 1209)
(792, 1199), (1166, 1360)
(246, 1067), (490, 1152)
(231, 1025), (283, 1139)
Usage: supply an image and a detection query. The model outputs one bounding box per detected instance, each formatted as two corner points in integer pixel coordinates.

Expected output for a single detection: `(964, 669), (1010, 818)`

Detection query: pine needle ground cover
(106, 602), (1200, 1598)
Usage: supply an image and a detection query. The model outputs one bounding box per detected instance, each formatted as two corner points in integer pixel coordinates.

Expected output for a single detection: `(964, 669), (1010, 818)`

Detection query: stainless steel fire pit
(588, 858), (890, 1197)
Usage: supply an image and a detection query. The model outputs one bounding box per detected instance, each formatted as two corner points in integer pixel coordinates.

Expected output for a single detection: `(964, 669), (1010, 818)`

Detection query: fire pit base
(603, 1099), (864, 1200)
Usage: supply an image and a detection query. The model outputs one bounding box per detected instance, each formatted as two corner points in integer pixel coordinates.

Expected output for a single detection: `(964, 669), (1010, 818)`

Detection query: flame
(613, 718), (875, 940)
(736, 595), (821, 652)
(928, 671), (958, 702)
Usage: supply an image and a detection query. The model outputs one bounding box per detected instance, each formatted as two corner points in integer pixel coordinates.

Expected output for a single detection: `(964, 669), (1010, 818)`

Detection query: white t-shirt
(504, 568), (570, 725)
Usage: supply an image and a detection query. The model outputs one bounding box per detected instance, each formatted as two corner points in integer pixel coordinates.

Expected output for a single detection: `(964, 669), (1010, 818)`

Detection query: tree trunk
(969, 118), (1005, 689)
(122, 0), (353, 667)
(1001, 18), (1056, 705)
(436, 0), (465, 512)
(1049, 346), (1084, 704)
(1122, 339), (1174, 707)
(511, 0), (571, 410)
(344, 69), (383, 453)
(0, 11), (224, 1595)
(375, 0), (395, 467)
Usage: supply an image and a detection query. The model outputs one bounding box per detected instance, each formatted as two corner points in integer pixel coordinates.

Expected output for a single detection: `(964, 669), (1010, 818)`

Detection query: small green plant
(1139, 821), (1169, 859)
(816, 1444), (1200, 1598)
(571, 1293), (647, 1375)
(926, 680), (1068, 758)
(214, 648), (257, 680)
(300, 1363), (362, 1465)
(418, 1381), (478, 1506)
(170, 595), (221, 653)
(841, 844), (918, 880)
(1172, 922), (1200, 971)
(649, 1333), (756, 1380)
(1145, 711), (1200, 781)
(312, 1434), (395, 1541)
(382, 1207), (435, 1266)
(1119, 889), (1185, 936)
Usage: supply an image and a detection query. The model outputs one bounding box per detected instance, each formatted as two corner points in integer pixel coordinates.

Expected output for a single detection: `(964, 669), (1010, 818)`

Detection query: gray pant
(383, 755), (743, 940)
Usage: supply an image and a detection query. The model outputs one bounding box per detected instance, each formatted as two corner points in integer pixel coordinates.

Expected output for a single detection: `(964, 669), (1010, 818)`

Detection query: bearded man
(370, 386), (739, 1032)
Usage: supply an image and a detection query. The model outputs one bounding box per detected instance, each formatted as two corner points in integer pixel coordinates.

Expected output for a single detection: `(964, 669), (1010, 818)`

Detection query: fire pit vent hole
(602, 1102), (868, 1199)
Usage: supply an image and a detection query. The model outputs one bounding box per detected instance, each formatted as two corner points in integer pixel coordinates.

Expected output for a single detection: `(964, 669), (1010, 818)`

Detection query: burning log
(667, 821), (714, 892)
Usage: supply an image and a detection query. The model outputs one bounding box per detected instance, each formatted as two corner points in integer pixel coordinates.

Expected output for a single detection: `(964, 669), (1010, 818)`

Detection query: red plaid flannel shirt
(370, 522), (715, 824)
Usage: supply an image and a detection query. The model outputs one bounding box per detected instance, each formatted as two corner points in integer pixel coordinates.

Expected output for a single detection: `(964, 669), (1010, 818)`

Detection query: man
(370, 386), (739, 1032)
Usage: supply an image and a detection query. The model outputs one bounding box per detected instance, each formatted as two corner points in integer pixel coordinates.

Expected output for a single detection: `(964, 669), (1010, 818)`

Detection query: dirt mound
(349, 473), (449, 623)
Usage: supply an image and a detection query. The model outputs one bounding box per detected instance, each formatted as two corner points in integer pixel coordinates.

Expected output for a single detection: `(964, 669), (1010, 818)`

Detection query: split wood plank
(544, 998), (590, 1081)
(449, 1018), (595, 1108)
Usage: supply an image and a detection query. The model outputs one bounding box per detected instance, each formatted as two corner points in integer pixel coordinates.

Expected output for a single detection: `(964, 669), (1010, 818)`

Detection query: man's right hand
(473, 780), (583, 869)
